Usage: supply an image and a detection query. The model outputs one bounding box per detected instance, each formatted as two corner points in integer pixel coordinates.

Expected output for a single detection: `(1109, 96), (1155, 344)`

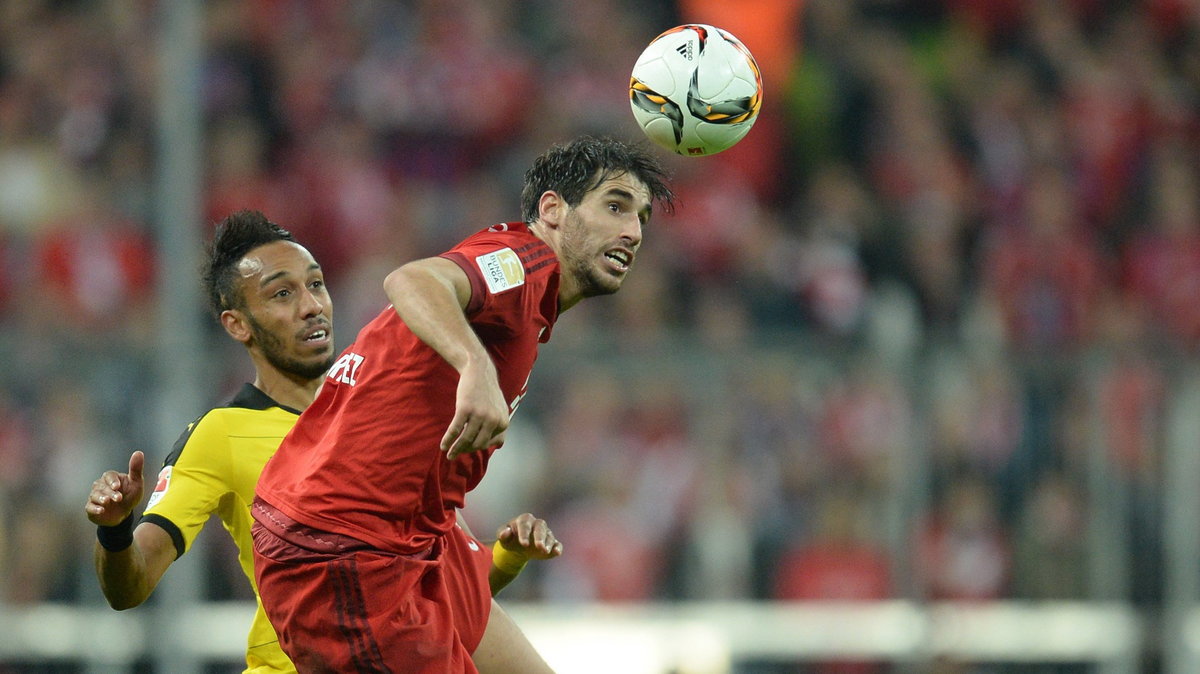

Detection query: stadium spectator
(0, 4), (1195, 670)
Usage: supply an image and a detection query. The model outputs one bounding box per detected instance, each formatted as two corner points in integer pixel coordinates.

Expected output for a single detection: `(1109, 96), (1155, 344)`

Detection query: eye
(273, 288), (291, 299)
(608, 202), (621, 213)
(309, 279), (325, 290)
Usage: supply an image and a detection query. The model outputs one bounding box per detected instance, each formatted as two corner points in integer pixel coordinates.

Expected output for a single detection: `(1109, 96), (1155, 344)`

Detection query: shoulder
(224, 383), (303, 415)
(444, 223), (556, 283)
(164, 385), (297, 467)
(162, 406), (231, 468)
(436, 223), (556, 312)
(450, 223), (547, 256)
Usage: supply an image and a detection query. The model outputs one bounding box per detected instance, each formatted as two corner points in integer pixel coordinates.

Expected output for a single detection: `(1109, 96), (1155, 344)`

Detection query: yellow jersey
(141, 383), (298, 673)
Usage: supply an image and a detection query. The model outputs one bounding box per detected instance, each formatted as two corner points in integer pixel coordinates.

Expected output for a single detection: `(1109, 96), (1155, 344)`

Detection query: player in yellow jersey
(84, 210), (562, 673)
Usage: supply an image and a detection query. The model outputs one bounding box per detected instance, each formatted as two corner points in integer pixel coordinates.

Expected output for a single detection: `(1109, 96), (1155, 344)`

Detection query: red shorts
(251, 498), (493, 673)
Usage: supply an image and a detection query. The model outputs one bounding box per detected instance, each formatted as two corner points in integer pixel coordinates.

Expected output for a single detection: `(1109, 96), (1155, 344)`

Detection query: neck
(251, 360), (322, 411)
(528, 219), (583, 312)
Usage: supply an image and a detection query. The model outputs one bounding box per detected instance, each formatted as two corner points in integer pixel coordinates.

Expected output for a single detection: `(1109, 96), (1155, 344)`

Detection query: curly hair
(202, 210), (297, 317)
(519, 136), (676, 223)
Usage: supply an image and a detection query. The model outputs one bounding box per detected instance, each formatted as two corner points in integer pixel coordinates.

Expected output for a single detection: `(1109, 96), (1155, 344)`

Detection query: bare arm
(488, 513), (563, 596)
(85, 451), (178, 610)
(93, 524), (178, 610)
(385, 258), (509, 459)
(458, 510), (563, 596)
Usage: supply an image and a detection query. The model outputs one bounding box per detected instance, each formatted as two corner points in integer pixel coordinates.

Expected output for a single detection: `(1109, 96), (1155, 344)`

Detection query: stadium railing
(0, 599), (1145, 673)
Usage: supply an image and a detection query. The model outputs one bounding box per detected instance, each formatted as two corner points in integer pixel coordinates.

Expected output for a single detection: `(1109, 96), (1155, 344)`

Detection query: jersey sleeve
(139, 411), (233, 559)
(441, 229), (550, 336)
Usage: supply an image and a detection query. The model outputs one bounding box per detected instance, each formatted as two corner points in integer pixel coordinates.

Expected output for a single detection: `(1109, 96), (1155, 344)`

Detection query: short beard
(561, 212), (621, 298)
(246, 314), (335, 380)
(568, 258), (618, 298)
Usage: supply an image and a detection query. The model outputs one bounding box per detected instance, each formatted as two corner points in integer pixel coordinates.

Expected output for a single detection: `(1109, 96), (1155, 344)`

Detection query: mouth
(603, 247), (634, 272)
(300, 324), (332, 346)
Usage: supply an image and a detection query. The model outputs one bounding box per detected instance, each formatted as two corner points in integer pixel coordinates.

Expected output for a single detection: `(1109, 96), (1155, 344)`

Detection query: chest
(225, 414), (295, 499)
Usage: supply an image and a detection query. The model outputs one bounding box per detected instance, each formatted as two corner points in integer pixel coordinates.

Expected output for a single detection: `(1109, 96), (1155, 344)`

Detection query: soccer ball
(629, 24), (763, 156)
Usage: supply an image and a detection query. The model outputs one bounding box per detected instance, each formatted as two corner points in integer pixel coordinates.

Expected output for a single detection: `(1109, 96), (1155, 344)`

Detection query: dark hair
(520, 136), (675, 223)
(202, 210), (297, 317)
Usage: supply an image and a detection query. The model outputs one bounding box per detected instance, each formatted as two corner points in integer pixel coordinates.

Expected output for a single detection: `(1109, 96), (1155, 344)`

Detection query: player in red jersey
(85, 211), (564, 673)
(251, 136), (675, 672)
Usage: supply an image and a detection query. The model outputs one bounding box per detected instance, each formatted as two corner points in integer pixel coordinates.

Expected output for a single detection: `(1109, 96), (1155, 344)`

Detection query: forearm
(94, 540), (155, 609)
(457, 511), (523, 596)
(385, 262), (490, 373)
(488, 541), (529, 596)
(388, 257), (509, 457)
(486, 513), (562, 596)
(488, 565), (523, 596)
(93, 523), (170, 610)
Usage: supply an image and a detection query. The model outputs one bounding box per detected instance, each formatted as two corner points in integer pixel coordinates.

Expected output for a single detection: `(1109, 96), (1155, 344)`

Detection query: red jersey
(256, 222), (559, 554)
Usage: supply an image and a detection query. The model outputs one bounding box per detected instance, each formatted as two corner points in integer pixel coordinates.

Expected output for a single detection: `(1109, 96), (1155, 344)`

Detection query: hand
(495, 513), (563, 562)
(441, 359), (509, 460)
(85, 451), (145, 527)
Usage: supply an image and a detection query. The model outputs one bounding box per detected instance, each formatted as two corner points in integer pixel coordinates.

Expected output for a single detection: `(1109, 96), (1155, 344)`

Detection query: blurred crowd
(1, 0), (1199, 667)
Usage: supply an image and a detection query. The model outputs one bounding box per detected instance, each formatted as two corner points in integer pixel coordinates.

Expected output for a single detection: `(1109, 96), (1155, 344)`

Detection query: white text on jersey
(329, 352), (365, 386)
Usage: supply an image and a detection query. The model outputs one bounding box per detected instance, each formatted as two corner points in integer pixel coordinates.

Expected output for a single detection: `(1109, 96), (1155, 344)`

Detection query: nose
(622, 215), (643, 248)
(298, 287), (325, 319)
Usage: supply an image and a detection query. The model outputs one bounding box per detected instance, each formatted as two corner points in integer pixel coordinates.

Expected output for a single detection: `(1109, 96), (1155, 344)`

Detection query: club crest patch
(475, 248), (525, 294)
(146, 465), (172, 508)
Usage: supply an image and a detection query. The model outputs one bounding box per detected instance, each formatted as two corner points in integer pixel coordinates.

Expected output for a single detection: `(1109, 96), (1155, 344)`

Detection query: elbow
(107, 596), (143, 611)
(383, 266), (403, 291)
(102, 587), (148, 611)
(383, 266), (414, 303)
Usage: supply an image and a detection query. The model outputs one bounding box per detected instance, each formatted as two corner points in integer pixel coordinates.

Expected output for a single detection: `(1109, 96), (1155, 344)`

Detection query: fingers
(85, 471), (134, 526)
(496, 514), (562, 559)
(442, 362), (510, 460)
(85, 497), (122, 519)
(85, 478), (113, 513)
(84, 450), (149, 527)
(530, 518), (562, 557)
(100, 470), (126, 503)
(439, 417), (460, 456)
(442, 412), (508, 460)
(128, 451), (145, 485)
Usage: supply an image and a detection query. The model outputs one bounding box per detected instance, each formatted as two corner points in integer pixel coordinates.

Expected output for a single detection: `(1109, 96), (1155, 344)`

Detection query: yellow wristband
(491, 540), (528, 576)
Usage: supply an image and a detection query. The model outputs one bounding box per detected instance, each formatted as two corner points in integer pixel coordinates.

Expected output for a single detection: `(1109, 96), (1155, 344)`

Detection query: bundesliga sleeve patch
(475, 248), (525, 294)
(146, 465), (172, 508)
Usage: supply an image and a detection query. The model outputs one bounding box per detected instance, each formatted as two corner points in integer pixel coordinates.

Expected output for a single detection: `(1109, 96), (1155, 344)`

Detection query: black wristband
(97, 514), (135, 552)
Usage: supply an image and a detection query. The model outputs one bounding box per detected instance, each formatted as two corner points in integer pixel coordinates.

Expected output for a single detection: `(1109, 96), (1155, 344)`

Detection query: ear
(220, 308), (253, 345)
(536, 190), (566, 229)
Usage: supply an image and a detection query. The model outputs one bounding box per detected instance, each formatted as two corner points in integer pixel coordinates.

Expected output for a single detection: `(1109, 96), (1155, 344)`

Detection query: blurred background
(2, 0), (1200, 672)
